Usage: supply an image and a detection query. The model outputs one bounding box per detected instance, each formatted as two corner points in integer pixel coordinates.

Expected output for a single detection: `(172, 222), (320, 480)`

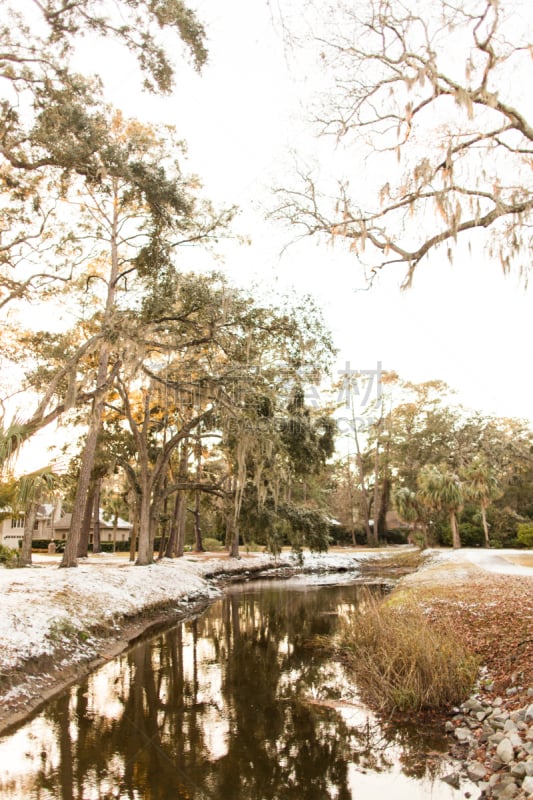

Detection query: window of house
(10, 517), (24, 528)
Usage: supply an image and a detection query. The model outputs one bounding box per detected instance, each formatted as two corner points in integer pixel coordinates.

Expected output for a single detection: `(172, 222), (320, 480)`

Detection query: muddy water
(0, 576), (472, 799)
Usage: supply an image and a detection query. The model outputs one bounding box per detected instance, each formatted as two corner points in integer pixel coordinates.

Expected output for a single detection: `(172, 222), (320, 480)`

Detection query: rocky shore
(446, 688), (533, 799)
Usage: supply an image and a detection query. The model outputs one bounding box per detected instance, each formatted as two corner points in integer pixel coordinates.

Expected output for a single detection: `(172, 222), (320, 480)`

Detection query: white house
(0, 503), (132, 548)
(0, 503), (61, 548)
(53, 511), (132, 545)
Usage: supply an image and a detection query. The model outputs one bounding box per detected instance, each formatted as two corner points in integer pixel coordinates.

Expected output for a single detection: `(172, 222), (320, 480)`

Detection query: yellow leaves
(109, 110), (158, 149)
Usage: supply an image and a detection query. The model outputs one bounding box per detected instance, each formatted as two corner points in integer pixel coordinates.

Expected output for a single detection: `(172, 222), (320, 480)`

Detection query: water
(0, 577), (471, 799)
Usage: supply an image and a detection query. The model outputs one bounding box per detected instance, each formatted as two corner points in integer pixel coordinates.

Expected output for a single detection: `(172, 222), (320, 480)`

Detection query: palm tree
(14, 467), (59, 566)
(0, 420), (29, 470)
(461, 460), (500, 548)
(1, 420), (60, 566)
(393, 486), (429, 547)
(418, 464), (463, 549)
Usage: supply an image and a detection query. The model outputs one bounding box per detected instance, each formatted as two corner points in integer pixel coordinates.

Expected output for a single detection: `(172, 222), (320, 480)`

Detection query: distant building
(0, 502), (131, 548)
(0, 503), (61, 548)
(53, 512), (132, 545)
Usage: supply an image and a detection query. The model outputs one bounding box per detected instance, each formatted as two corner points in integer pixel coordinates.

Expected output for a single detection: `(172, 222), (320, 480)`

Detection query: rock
(506, 688), (518, 696)
(511, 763), (527, 778)
(467, 762), (487, 782)
(455, 727), (473, 743)
(509, 732), (523, 749)
(526, 761), (533, 777)
(490, 732), (505, 746)
(441, 773), (461, 789)
(527, 688), (533, 698)
(525, 704), (533, 723)
(492, 778), (518, 799)
(496, 738), (515, 764)
(491, 713), (510, 728)
(445, 720), (455, 732)
(504, 720), (518, 732)
(522, 776), (533, 794)
(463, 698), (485, 713)
(527, 727), (533, 742)
(494, 697), (504, 707)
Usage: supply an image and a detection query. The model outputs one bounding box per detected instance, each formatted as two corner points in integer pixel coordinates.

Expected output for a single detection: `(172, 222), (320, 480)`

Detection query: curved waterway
(0, 575), (472, 799)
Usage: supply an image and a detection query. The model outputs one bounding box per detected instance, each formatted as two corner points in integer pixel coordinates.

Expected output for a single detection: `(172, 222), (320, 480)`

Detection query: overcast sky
(50, 0), (533, 429)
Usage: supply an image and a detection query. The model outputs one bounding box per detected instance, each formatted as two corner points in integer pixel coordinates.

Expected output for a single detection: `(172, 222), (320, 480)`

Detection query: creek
(0, 574), (472, 799)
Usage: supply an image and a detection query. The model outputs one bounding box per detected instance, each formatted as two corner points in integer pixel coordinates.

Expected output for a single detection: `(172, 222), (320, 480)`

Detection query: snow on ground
(424, 548), (533, 577)
(0, 553), (272, 674)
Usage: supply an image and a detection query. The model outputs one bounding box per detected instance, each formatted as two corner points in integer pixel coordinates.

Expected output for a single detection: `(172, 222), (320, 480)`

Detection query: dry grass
(338, 591), (479, 713)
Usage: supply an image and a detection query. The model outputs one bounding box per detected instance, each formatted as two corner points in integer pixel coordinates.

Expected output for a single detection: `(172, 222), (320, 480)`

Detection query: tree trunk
(378, 473), (389, 540)
(60, 180), (120, 568)
(373, 439), (381, 543)
(481, 504), (490, 548)
(20, 502), (39, 566)
(166, 490), (186, 558)
(165, 442), (189, 558)
(61, 409), (103, 568)
(177, 494), (187, 557)
(193, 435), (204, 551)
(77, 482), (95, 558)
(193, 490), (203, 552)
(129, 512), (138, 562)
(229, 519), (240, 558)
(158, 492), (168, 559)
(352, 415), (376, 547)
(92, 482), (101, 554)
(136, 488), (153, 565)
(450, 512), (461, 549)
(421, 522), (429, 548)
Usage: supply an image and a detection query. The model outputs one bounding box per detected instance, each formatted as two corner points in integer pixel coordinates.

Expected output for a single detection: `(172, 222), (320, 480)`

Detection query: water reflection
(0, 580), (466, 799)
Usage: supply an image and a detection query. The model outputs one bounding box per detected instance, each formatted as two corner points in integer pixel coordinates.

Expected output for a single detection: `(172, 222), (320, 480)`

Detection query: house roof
(54, 511), (132, 531)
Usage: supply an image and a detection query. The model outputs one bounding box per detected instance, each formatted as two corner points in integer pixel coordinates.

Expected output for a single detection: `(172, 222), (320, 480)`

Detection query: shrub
(202, 537), (225, 552)
(338, 591), (478, 712)
(517, 523), (533, 548)
(0, 543), (19, 567)
(244, 541), (263, 553)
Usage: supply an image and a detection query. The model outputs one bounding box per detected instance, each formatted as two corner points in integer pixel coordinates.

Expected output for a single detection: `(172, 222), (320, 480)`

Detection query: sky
(93, 0), (531, 423)
(9, 0), (533, 472)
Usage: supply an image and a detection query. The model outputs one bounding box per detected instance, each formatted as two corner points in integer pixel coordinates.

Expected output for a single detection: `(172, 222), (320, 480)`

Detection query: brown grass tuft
(338, 591), (479, 712)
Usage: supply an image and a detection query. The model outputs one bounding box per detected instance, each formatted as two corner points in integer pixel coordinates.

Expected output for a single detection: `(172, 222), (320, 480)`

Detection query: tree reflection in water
(0, 580), (456, 800)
